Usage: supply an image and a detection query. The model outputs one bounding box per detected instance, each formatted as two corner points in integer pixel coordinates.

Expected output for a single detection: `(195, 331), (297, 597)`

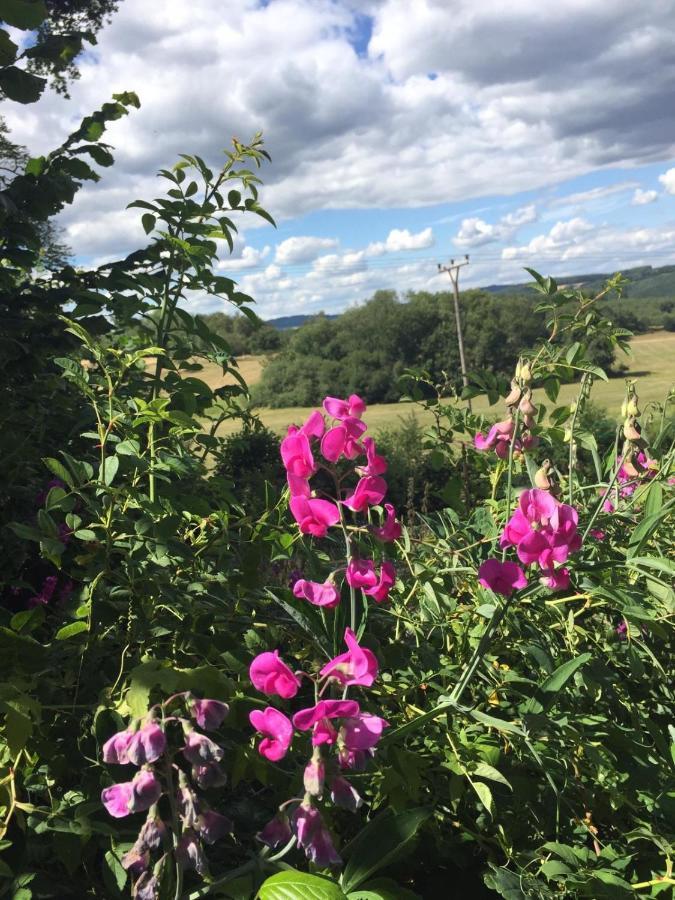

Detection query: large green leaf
(258, 870), (346, 900)
(522, 653), (591, 715)
(347, 878), (421, 899)
(0, 0), (48, 29)
(0, 65), (45, 102)
(340, 808), (431, 894)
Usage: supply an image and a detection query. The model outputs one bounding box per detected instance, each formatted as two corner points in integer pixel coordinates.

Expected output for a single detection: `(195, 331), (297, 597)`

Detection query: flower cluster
(280, 394), (401, 607)
(603, 387), (657, 512)
(474, 369), (539, 458)
(248, 630), (388, 867)
(100, 695), (230, 898)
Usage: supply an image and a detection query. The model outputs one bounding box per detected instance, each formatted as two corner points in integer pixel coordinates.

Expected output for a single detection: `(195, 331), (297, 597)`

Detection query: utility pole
(438, 254), (471, 413)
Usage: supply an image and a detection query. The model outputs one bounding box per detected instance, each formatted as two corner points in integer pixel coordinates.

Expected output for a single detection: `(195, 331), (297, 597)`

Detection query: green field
(213, 331), (675, 436)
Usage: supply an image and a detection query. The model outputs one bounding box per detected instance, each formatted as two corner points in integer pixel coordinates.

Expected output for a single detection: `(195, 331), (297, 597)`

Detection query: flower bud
(504, 380), (521, 407)
(138, 808), (167, 851)
(520, 361), (532, 384)
(534, 461), (552, 490)
(303, 752), (325, 798)
(626, 398), (640, 417)
(129, 769), (162, 814)
(127, 722), (166, 766)
(518, 391), (537, 417)
(620, 400), (628, 418)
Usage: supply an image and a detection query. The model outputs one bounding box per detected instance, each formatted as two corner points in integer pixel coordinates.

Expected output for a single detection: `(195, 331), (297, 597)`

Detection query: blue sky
(6, 0), (675, 318)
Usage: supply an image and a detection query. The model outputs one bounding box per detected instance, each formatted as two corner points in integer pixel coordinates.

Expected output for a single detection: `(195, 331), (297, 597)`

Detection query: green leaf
(472, 780), (495, 817)
(103, 850), (127, 893)
(99, 455), (119, 486)
(0, 0), (48, 29)
(3, 704), (32, 755)
(0, 65), (45, 103)
(73, 529), (97, 541)
(258, 870), (346, 900)
(522, 652), (591, 715)
(468, 709), (525, 736)
(43, 456), (74, 488)
(228, 189), (241, 207)
(341, 808), (431, 893)
(141, 213), (155, 234)
(473, 763), (512, 790)
(347, 878), (421, 899)
(0, 28), (18, 65)
(55, 621), (88, 640)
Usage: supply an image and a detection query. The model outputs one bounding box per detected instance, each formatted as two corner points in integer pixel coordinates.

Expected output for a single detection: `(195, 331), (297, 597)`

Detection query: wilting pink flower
(363, 561), (396, 603)
(121, 845), (149, 877)
(289, 495), (341, 537)
(127, 722), (166, 765)
(324, 394), (366, 420)
(292, 802), (341, 867)
(191, 762), (227, 789)
(303, 755), (325, 797)
(257, 814), (292, 848)
(280, 427), (315, 478)
(340, 713), (389, 750)
(102, 729), (135, 765)
(190, 698), (229, 731)
(249, 707), (294, 761)
(521, 433), (539, 451)
(176, 829), (206, 874)
(346, 558), (378, 590)
(320, 628), (378, 687)
(372, 503), (402, 542)
(177, 774), (200, 828)
(321, 417), (367, 462)
(293, 578), (341, 608)
(196, 810), (232, 844)
(135, 872), (160, 900)
(474, 419), (514, 456)
(616, 620), (628, 639)
(182, 731), (225, 765)
(539, 568), (570, 591)
(138, 811), (167, 850)
(101, 781), (134, 818)
(477, 559), (527, 596)
(358, 437), (387, 476)
(249, 650), (301, 699)
(330, 776), (362, 811)
(344, 475), (387, 512)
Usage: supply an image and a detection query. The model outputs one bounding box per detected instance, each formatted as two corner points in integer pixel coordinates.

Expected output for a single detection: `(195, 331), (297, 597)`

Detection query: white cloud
(366, 226), (434, 255)
(550, 182), (638, 207)
(223, 244), (271, 270)
(631, 188), (658, 205)
(275, 235), (340, 265)
(502, 217), (594, 259)
(658, 167), (675, 194)
(454, 205), (537, 247)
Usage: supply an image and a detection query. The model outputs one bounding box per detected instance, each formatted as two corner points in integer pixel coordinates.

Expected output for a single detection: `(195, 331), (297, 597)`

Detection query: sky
(6, 0), (675, 319)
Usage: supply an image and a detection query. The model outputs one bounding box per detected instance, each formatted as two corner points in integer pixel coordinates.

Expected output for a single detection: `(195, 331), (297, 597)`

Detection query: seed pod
(623, 419), (641, 441)
(534, 461), (552, 490)
(519, 390), (537, 417)
(504, 380), (521, 407)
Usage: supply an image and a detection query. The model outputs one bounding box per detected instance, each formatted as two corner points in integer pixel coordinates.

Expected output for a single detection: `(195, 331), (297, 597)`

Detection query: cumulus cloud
(366, 226), (434, 255)
(658, 167), (675, 194)
(454, 205), (537, 247)
(631, 188), (658, 205)
(275, 235), (339, 264)
(502, 217), (594, 259)
(550, 182), (638, 207)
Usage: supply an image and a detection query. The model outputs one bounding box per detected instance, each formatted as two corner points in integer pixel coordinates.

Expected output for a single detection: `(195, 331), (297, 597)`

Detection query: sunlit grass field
(208, 332), (675, 436)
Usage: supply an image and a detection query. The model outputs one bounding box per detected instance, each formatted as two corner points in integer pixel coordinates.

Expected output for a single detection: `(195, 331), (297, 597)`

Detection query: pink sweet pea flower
(102, 770), (162, 818)
(190, 699), (229, 731)
(249, 650), (301, 699)
(319, 628), (378, 687)
(372, 503), (402, 542)
(301, 410), (325, 439)
(321, 417), (367, 462)
(344, 475), (387, 512)
(501, 489), (581, 570)
(293, 578), (341, 608)
(289, 495), (340, 537)
(358, 437), (387, 476)
(249, 707), (293, 761)
(477, 559), (527, 597)
(292, 699), (360, 731)
(474, 419), (514, 454)
(330, 775), (362, 811)
(323, 394), (366, 420)
(257, 815), (292, 848)
(182, 731), (225, 765)
(287, 473), (311, 497)
(280, 426), (315, 478)
(363, 561), (396, 603)
(102, 729), (135, 765)
(346, 558), (378, 590)
(101, 781), (134, 818)
(127, 722), (167, 765)
(590, 529), (605, 541)
(602, 497), (615, 513)
(539, 568), (571, 591)
(292, 802), (341, 867)
(340, 712), (389, 750)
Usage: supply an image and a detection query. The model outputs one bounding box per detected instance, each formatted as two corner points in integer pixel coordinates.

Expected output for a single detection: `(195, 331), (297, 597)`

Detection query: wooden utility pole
(438, 254), (471, 412)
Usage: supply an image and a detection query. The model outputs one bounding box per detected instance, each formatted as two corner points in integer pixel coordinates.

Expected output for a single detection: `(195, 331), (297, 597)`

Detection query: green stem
(581, 448), (628, 544)
(449, 593), (515, 704)
(501, 407), (521, 562)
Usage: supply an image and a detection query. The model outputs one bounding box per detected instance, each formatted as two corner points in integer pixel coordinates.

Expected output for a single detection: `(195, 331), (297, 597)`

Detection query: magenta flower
(102, 729), (135, 765)
(292, 699), (360, 744)
(289, 495), (341, 537)
(249, 650), (301, 699)
(301, 409), (325, 438)
(338, 747), (369, 771)
(127, 722), (167, 765)
(102, 770), (162, 818)
(330, 776), (362, 811)
(182, 731), (224, 765)
(287, 473), (311, 497)
(323, 394), (366, 420)
(590, 529), (605, 541)
(293, 578), (341, 608)
(372, 503), (402, 542)
(321, 417), (367, 462)
(364, 561), (396, 603)
(346, 558), (378, 590)
(249, 707), (294, 761)
(280, 426), (315, 478)
(477, 559), (527, 597)
(474, 419), (514, 456)
(340, 712), (389, 750)
(257, 814), (292, 848)
(344, 475), (387, 512)
(190, 698), (229, 731)
(358, 437), (387, 476)
(292, 802), (341, 867)
(101, 781), (134, 818)
(501, 489), (581, 570)
(539, 568), (570, 591)
(320, 627), (378, 687)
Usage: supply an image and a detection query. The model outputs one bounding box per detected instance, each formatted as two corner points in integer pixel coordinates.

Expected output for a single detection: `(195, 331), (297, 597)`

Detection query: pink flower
(102, 729), (135, 765)
(257, 815), (292, 848)
(292, 802), (341, 867)
(303, 756), (325, 797)
(500, 489), (581, 570)
(330, 776), (362, 811)
(196, 810), (232, 845)
(372, 503), (402, 542)
(280, 426), (315, 478)
(340, 713), (389, 750)
(287, 473), (311, 497)
(363, 561), (396, 603)
(539, 568), (570, 591)
(344, 475), (387, 512)
(590, 529), (605, 541)
(477, 559), (527, 597)
(602, 495), (615, 513)
(127, 722), (167, 765)
(292, 699), (360, 736)
(190, 699), (229, 731)
(323, 394), (366, 420)
(321, 417), (367, 462)
(358, 437), (387, 476)
(289, 495), (340, 537)
(249, 650), (301, 699)
(346, 558), (378, 590)
(102, 770), (162, 818)
(301, 410), (325, 439)
(474, 419), (514, 454)
(101, 781), (134, 818)
(249, 707), (294, 762)
(121, 846), (149, 877)
(182, 731), (224, 765)
(319, 628), (378, 687)
(176, 829), (206, 874)
(293, 578), (341, 608)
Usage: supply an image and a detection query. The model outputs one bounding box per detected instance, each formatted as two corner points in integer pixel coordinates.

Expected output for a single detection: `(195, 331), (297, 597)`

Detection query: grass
(209, 332), (675, 436)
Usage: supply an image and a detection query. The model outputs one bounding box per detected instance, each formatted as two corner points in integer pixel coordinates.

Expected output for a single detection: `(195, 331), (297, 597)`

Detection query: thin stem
(581, 448), (629, 544)
(501, 408), (521, 562)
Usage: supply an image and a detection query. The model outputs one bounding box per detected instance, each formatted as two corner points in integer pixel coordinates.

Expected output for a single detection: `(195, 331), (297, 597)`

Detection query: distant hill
(266, 313), (338, 330)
